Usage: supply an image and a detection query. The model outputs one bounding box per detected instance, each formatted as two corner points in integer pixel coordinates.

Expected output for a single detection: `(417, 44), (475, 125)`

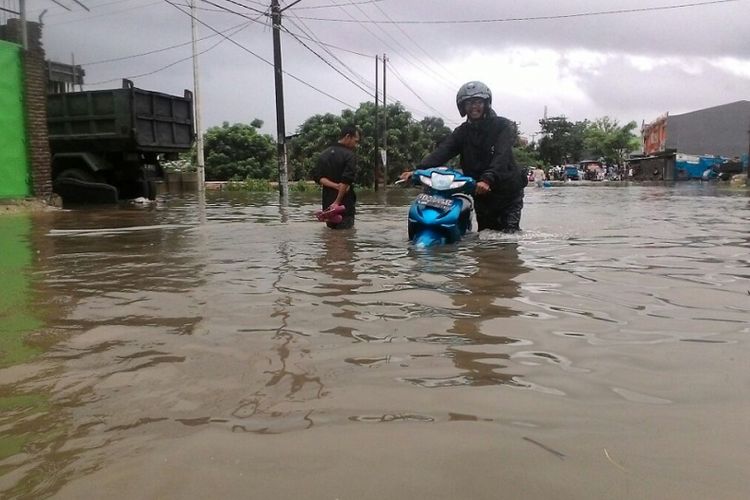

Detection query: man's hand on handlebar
(398, 170), (413, 182)
(475, 181), (491, 195)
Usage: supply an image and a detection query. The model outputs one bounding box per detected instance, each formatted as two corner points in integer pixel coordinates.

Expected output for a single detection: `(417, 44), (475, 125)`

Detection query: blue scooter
(397, 167), (476, 247)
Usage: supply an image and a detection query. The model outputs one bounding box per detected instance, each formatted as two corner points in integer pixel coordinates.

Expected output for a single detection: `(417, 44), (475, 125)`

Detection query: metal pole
(71, 52), (76, 91)
(271, 0), (288, 204)
(19, 0), (28, 50)
(190, 0), (206, 191)
(382, 53), (387, 185)
(374, 54), (379, 191)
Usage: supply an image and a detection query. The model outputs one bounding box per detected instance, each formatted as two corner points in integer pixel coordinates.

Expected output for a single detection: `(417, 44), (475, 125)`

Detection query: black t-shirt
(313, 143), (357, 215)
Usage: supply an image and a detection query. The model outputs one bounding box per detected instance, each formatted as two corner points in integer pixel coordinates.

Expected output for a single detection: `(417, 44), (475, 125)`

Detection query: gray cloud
(37, 0), (750, 137)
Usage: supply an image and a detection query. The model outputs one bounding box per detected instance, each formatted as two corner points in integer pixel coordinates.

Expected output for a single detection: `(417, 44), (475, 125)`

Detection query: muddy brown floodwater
(1, 183), (748, 499)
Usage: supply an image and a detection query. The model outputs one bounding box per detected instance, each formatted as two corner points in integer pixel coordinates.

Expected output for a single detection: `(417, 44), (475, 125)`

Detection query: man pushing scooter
(400, 81), (528, 233)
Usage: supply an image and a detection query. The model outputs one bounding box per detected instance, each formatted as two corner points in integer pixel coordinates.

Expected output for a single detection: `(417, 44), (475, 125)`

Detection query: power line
(283, 29), (371, 57)
(86, 19), (251, 84)
(330, 0), (457, 94)
(370, 1), (459, 87)
(46, 0), (162, 25)
(281, 11), (445, 121)
(162, 0), (355, 108)
(209, 0), (267, 17)
(81, 19), (256, 65)
(387, 60), (456, 125)
(289, 0), (384, 10)
(201, 0), (267, 20)
(294, 0), (740, 24)
(281, 26), (372, 97)
(285, 11), (374, 89)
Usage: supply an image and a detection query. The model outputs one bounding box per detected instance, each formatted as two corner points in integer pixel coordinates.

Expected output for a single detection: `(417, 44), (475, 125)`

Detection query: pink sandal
(315, 204), (346, 222)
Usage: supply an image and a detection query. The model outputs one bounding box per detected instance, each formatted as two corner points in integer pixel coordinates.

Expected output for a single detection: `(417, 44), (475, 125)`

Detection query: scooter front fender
(412, 228), (446, 247)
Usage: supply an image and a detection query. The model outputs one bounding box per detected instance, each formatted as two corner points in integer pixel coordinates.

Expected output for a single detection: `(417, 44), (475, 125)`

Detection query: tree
(537, 116), (588, 165)
(203, 122), (276, 181)
(513, 145), (540, 168)
(287, 102), (451, 186)
(583, 117), (640, 165)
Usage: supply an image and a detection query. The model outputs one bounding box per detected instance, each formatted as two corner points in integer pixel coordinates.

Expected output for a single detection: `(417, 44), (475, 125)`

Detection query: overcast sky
(35, 0), (750, 139)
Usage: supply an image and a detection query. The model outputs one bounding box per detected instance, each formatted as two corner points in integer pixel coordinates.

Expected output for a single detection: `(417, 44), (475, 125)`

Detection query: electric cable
(162, 0), (355, 108)
(46, 0), (163, 26)
(294, 0), (740, 24)
(81, 19), (256, 65)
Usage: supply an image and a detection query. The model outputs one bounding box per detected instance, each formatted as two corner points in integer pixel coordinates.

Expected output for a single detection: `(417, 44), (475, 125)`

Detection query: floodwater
(1, 183), (748, 499)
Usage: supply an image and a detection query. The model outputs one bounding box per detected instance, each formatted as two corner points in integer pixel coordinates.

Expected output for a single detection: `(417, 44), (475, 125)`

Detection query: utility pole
(374, 54), (379, 191)
(271, 0), (288, 203)
(190, 0), (205, 191)
(382, 53), (388, 185)
(19, 0), (27, 49)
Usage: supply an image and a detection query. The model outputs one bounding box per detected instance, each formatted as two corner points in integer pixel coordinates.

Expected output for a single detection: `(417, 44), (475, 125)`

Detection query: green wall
(0, 40), (30, 198)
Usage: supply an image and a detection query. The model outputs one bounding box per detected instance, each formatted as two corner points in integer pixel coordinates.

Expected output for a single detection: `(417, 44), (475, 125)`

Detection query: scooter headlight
(430, 172), (455, 190)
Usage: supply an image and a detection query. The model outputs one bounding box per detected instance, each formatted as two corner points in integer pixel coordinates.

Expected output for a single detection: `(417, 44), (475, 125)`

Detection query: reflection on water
(0, 185), (749, 499)
(0, 215), (41, 367)
(404, 243), (529, 388)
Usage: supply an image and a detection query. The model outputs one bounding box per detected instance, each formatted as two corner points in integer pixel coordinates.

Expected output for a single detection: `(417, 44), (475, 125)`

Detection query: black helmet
(456, 81), (492, 117)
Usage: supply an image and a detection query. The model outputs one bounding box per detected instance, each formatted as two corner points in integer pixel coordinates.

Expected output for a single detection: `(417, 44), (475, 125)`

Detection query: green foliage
(291, 181), (318, 193)
(537, 116), (588, 165)
(225, 178), (273, 192)
(513, 146), (540, 168)
(287, 102), (451, 186)
(583, 117), (641, 165)
(204, 121), (276, 181)
(536, 116), (640, 166)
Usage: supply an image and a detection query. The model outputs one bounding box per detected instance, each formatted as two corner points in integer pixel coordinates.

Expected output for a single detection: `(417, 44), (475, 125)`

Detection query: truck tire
(54, 167), (119, 204)
(56, 167), (97, 183)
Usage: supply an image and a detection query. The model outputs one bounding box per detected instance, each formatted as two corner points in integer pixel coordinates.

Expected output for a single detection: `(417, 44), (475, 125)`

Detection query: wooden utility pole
(271, 0), (288, 203)
(374, 55), (379, 190)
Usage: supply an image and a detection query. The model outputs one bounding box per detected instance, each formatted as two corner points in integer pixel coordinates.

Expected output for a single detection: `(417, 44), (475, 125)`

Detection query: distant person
(533, 166), (546, 187)
(313, 125), (361, 229)
(399, 81), (528, 233)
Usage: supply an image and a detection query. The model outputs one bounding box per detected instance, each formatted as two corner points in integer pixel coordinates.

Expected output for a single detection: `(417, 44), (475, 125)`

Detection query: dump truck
(47, 79), (194, 203)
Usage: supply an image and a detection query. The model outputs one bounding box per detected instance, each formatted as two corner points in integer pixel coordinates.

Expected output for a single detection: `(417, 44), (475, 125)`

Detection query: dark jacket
(313, 143), (357, 215)
(417, 109), (527, 194)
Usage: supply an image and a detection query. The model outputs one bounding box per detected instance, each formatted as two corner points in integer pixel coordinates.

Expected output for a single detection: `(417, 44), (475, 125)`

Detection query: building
(637, 101), (750, 181)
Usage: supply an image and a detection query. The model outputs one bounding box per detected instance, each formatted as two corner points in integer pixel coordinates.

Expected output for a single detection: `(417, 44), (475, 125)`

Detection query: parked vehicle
(397, 167), (476, 247)
(675, 154), (725, 180)
(563, 164), (582, 180)
(48, 79), (194, 203)
(580, 160), (603, 181)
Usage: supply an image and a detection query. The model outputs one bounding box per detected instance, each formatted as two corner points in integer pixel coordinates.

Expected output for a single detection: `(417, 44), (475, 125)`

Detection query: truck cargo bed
(47, 79), (194, 154)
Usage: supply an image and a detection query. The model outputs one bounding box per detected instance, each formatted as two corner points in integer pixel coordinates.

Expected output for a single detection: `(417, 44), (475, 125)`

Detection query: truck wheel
(54, 167), (118, 204)
(56, 167), (98, 183)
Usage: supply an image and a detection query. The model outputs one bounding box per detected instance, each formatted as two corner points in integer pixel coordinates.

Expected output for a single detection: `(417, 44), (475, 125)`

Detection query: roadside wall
(1, 20), (52, 199)
(0, 40), (30, 198)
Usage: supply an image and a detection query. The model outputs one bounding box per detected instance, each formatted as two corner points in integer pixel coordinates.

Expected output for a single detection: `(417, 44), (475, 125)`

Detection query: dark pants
(326, 215), (355, 229)
(474, 189), (524, 232)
